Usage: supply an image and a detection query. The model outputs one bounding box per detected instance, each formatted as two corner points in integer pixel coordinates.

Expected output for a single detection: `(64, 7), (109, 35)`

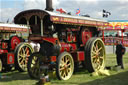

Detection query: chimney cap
(45, 0), (54, 11)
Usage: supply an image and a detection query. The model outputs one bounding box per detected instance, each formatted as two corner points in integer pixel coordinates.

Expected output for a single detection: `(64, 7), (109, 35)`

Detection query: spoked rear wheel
(56, 52), (74, 80)
(84, 38), (106, 72)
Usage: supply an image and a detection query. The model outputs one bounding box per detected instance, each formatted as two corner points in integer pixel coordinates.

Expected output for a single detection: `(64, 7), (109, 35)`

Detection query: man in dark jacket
(115, 40), (125, 69)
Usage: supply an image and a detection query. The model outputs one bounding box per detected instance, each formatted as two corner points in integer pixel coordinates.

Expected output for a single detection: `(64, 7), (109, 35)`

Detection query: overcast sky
(0, 0), (128, 23)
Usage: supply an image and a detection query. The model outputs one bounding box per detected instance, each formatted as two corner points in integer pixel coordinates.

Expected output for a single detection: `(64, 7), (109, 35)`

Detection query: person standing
(115, 40), (125, 69)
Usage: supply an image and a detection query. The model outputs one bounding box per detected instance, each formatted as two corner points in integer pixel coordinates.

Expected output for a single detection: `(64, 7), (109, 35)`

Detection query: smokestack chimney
(45, 0), (54, 11)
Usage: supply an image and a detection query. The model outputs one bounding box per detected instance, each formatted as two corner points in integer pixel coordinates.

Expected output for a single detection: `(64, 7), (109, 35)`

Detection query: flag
(103, 9), (111, 18)
(56, 8), (66, 14)
(76, 8), (80, 16)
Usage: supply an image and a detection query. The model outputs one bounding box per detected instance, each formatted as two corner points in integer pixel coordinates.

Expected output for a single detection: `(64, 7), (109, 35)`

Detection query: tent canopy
(105, 20), (128, 30)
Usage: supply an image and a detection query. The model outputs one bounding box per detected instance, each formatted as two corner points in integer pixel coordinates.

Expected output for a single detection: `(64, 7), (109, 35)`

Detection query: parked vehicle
(14, 0), (108, 80)
(0, 23), (33, 72)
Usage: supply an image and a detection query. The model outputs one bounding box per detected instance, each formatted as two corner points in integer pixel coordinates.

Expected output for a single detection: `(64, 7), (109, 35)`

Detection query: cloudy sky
(0, 0), (128, 23)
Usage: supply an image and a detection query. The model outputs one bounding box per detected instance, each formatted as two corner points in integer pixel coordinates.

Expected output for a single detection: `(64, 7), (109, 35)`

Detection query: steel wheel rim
(18, 44), (33, 71)
(30, 54), (40, 78)
(59, 54), (74, 80)
(91, 39), (105, 71)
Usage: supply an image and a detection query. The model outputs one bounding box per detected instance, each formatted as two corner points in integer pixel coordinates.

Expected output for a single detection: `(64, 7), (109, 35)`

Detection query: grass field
(0, 53), (128, 85)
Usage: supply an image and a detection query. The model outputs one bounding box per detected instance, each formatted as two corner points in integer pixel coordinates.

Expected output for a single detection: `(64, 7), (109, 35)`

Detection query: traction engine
(0, 24), (33, 72)
(14, 0), (107, 80)
(0, 35), (23, 71)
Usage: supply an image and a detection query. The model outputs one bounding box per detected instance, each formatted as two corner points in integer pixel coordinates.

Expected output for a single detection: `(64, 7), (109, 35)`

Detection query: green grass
(0, 53), (128, 85)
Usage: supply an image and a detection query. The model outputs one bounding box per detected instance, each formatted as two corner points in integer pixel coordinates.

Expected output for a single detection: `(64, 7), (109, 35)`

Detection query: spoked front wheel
(56, 52), (74, 80)
(27, 52), (42, 79)
(15, 43), (34, 72)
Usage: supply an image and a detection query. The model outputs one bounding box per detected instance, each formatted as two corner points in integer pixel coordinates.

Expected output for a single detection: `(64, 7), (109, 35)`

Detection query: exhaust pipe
(45, 0), (54, 11)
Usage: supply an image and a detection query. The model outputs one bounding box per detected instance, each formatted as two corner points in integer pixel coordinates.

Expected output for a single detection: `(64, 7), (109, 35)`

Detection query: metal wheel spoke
(62, 58), (65, 64)
(19, 50), (23, 56)
(94, 46), (97, 52)
(25, 59), (28, 65)
(96, 64), (100, 69)
(64, 57), (67, 63)
(66, 63), (71, 67)
(99, 56), (104, 60)
(20, 58), (24, 65)
(98, 47), (102, 52)
(59, 67), (65, 71)
(26, 48), (30, 56)
(19, 56), (23, 61)
(22, 48), (25, 54)
(60, 60), (64, 65)
(31, 63), (36, 67)
(96, 42), (99, 50)
(65, 69), (69, 76)
(60, 70), (64, 76)
(92, 56), (97, 59)
(67, 68), (71, 72)
(32, 60), (36, 65)
(94, 61), (99, 68)
(33, 56), (37, 61)
(22, 64), (26, 69)
(65, 56), (69, 62)
(19, 50), (24, 56)
(62, 71), (66, 78)
(94, 59), (97, 64)
(92, 51), (97, 55)
(24, 47), (28, 54)
(66, 59), (70, 63)
(19, 54), (23, 57)
(97, 59), (100, 64)
(31, 63), (37, 68)
(95, 59), (101, 67)
(25, 50), (30, 57)
(93, 58), (97, 63)
(21, 64), (24, 69)
(64, 71), (67, 78)
(26, 54), (30, 57)
(26, 49), (29, 55)
(97, 62), (101, 68)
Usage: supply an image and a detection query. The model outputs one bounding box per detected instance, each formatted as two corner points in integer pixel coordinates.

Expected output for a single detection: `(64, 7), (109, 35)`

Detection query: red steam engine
(14, 0), (108, 80)
(0, 24), (33, 72)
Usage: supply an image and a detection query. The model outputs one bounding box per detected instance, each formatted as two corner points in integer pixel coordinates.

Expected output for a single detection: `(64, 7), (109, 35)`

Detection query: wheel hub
(64, 64), (68, 69)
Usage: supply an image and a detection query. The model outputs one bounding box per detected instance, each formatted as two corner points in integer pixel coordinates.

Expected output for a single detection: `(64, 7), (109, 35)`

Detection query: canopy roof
(104, 20), (128, 30)
(14, 9), (108, 27)
(0, 23), (28, 32)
